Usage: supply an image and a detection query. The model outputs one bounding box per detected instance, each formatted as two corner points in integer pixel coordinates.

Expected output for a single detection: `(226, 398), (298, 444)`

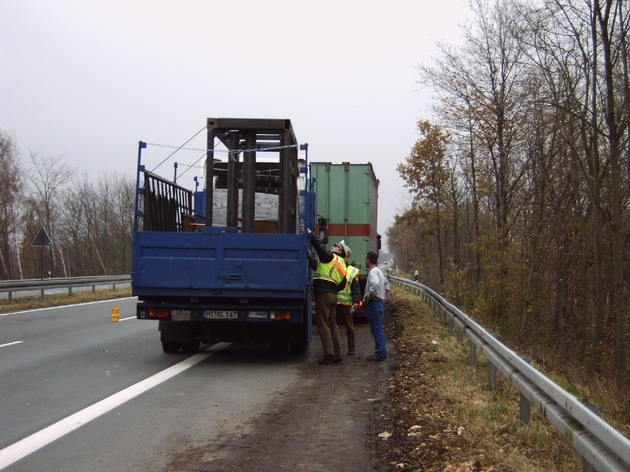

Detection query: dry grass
(0, 288), (132, 314)
(375, 287), (582, 471)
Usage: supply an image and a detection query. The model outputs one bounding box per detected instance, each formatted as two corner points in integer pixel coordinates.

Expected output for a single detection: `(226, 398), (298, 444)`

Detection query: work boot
(318, 354), (337, 365)
(366, 354), (387, 362)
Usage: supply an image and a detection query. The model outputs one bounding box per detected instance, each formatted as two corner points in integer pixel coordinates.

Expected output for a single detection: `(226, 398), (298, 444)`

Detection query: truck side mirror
(377, 234), (382, 250)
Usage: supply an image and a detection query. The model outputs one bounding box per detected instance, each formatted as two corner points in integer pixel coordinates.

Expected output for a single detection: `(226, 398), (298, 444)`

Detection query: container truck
(310, 162), (380, 321)
(132, 118), (315, 354)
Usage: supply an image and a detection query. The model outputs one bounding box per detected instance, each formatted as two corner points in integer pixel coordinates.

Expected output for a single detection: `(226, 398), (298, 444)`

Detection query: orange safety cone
(112, 305), (120, 322)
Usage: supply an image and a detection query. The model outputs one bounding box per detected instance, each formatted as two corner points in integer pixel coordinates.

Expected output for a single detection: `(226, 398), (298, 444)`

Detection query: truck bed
(132, 229), (309, 300)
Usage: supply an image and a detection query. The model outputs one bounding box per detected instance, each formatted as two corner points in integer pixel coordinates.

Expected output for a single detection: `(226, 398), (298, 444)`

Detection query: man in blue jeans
(363, 251), (388, 361)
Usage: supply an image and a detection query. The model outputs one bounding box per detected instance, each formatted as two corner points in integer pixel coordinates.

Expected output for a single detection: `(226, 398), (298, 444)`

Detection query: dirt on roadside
(163, 299), (490, 472)
(165, 320), (390, 472)
(164, 290), (576, 472)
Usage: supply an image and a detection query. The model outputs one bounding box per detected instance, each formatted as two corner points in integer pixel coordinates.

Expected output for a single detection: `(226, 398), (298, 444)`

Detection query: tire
(270, 339), (289, 354)
(162, 341), (181, 353)
(289, 337), (309, 354)
(181, 339), (201, 353)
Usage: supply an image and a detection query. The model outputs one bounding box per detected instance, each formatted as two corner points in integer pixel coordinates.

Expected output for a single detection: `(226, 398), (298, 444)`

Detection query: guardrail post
(448, 315), (454, 335)
(489, 362), (497, 390)
(457, 322), (465, 343)
(40, 289), (44, 298)
(469, 343), (477, 364)
(487, 332), (498, 389)
(519, 357), (532, 424)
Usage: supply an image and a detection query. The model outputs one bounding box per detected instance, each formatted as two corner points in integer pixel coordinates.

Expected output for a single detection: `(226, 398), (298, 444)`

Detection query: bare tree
(413, 0), (630, 399)
(0, 132), (23, 279)
(24, 153), (74, 277)
(419, 0), (533, 322)
(56, 171), (134, 276)
(592, 0), (628, 389)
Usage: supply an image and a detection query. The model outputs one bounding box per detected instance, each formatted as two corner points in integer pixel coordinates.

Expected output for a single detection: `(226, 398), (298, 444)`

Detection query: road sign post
(31, 228), (53, 280)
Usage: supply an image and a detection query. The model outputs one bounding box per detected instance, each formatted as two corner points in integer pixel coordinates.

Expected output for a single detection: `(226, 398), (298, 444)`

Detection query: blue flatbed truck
(132, 118), (315, 354)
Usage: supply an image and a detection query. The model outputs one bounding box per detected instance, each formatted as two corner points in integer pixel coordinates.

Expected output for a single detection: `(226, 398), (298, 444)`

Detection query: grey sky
(1, 0), (469, 250)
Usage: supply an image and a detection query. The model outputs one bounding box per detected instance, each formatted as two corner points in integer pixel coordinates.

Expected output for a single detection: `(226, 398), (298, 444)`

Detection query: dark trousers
(315, 292), (341, 357)
(337, 304), (355, 353)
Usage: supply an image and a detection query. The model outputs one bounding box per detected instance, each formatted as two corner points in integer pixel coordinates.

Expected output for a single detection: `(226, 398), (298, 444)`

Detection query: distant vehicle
(310, 162), (380, 323)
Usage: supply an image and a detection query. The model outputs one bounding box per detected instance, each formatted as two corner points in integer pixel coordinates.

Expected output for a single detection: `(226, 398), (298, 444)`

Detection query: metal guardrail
(0, 275), (131, 301)
(390, 276), (630, 472)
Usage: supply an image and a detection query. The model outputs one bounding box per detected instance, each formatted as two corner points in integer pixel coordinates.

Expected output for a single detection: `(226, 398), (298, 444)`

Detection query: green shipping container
(310, 162), (379, 276)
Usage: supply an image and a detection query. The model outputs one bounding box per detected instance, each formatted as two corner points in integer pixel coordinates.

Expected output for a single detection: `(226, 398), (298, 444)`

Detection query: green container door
(310, 162), (378, 275)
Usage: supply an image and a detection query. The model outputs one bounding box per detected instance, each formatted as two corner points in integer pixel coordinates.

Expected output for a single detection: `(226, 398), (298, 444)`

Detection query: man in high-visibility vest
(336, 242), (361, 356)
(308, 233), (348, 365)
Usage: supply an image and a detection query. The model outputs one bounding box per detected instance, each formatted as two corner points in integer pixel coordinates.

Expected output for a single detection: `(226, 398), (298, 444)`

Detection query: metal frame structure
(205, 118), (299, 234)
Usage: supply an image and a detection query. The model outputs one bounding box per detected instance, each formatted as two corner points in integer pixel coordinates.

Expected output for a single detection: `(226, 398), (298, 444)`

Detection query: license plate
(203, 310), (238, 319)
(248, 311), (268, 319)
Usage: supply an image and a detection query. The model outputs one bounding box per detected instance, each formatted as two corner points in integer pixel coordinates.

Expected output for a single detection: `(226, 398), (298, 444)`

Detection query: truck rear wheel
(162, 341), (181, 353)
(289, 337), (308, 354)
(270, 339), (289, 354)
(182, 339), (201, 353)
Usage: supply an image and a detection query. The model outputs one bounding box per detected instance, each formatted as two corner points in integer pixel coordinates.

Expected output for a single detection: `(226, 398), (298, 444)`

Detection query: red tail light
(148, 308), (170, 319)
(272, 311), (292, 321)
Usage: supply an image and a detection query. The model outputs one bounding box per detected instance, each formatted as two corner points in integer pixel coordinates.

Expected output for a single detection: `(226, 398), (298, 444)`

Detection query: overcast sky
(1, 0), (470, 251)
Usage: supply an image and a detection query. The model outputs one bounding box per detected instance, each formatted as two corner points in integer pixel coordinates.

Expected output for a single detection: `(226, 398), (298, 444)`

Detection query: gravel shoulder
(165, 322), (390, 472)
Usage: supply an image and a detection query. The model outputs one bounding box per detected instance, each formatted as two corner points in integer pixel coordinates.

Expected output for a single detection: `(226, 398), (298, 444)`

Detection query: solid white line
(0, 341), (23, 348)
(0, 343), (228, 470)
(119, 316), (136, 321)
(0, 297), (137, 317)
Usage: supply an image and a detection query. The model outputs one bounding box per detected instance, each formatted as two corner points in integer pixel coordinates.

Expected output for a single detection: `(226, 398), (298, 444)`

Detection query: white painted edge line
(118, 316), (136, 322)
(0, 297), (137, 317)
(0, 343), (229, 470)
(0, 341), (23, 348)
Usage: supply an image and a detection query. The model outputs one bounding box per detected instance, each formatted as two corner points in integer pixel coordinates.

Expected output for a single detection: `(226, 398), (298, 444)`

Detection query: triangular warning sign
(32, 228), (53, 247)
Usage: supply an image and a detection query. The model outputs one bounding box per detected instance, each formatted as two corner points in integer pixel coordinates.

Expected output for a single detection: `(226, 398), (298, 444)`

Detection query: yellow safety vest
(337, 265), (359, 305)
(313, 254), (347, 285)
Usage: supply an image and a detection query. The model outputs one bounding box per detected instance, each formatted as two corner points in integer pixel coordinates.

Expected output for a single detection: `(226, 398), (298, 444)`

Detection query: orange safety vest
(313, 254), (347, 285)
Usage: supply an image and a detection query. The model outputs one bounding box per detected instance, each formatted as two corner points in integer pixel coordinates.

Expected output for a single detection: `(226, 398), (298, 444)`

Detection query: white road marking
(0, 297), (137, 317)
(0, 343), (228, 470)
(0, 341), (23, 348)
(119, 316), (136, 321)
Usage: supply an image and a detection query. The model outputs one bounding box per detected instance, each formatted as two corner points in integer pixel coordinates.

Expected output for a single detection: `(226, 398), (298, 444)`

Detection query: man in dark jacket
(308, 233), (348, 364)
